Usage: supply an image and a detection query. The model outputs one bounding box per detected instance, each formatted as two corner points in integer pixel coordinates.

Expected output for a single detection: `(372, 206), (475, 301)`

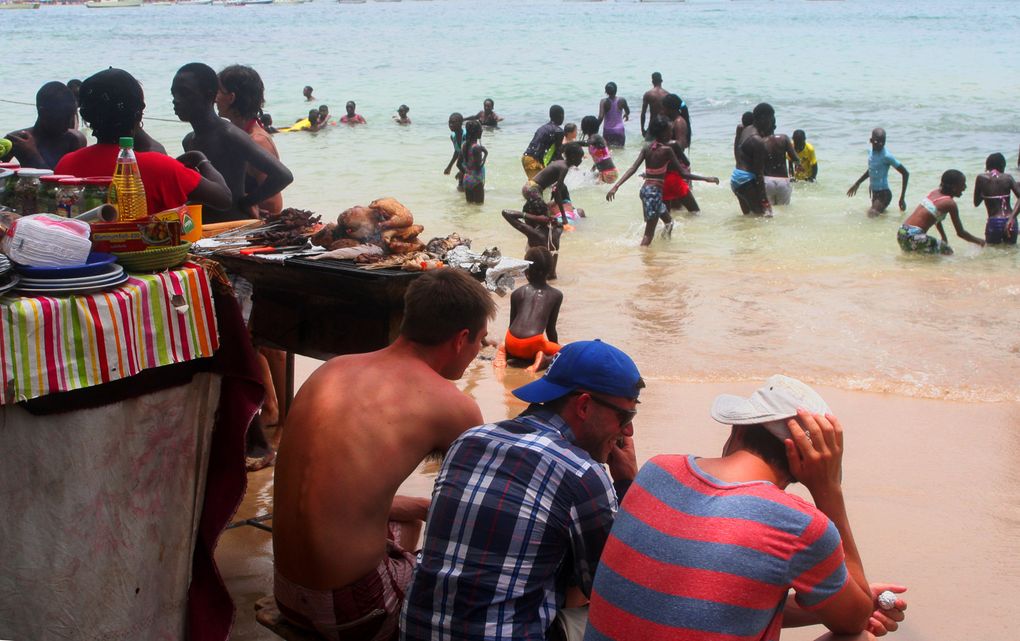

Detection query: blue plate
(14, 252), (116, 279)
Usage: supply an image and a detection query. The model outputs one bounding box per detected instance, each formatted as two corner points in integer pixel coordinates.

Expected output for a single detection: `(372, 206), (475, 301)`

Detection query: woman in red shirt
(56, 68), (230, 214)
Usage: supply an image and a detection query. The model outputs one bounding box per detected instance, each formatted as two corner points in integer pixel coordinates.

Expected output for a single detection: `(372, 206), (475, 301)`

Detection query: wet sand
(219, 355), (1019, 641)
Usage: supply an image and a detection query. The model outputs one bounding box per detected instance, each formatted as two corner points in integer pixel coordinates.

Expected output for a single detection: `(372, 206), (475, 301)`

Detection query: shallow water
(4, 0), (1018, 401)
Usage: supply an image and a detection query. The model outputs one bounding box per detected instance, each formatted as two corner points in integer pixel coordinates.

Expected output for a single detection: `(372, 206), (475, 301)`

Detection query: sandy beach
(219, 345), (1019, 641)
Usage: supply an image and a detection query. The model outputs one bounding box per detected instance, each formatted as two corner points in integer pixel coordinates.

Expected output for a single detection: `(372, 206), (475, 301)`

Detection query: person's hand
(443, 166), (451, 175)
(708, 176), (720, 185)
(608, 435), (638, 483)
(606, 187), (618, 202)
(1007, 217), (1016, 234)
(176, 150), (208, 169)
(783, 410), (844, 497)
(867, 584), (907, 636)
(847, 183), (860, 198)
(898, 197), (907, 211)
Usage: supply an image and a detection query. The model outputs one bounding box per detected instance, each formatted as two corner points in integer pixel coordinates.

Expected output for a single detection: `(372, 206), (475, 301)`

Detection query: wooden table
(213, 254), (422, 409)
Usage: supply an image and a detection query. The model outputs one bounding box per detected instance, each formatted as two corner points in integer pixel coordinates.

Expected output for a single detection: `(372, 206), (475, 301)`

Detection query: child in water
(461, 120), (488, 204)
(316, 104), (333, 127)
(305, 109), (323, 132)
(501, 145), (584, 280)
(607, 116), (719, 246)
(340, 101), (366, 125)
(259, 113), (278, 134)
(495, 246), (562, 373)
(563, 122), (578, 144)
(444, 112), (465, 190)
(581, 115), (618, 183)
(393, 104), (411, 125)
(898, 169), (984, 254)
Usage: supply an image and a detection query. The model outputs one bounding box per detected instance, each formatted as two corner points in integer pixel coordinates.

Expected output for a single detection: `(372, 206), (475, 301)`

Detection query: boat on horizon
(0, 1), (41, 8)
(85, 0), (142, 7)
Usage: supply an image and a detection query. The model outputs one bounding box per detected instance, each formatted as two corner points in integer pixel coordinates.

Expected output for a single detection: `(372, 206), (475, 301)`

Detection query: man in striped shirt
(400, 340), (643, 641)
(586, 376), (908, 641)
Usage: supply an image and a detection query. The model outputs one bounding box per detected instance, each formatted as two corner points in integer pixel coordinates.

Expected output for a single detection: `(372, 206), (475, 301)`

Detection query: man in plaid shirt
(400, 339), (643, 641)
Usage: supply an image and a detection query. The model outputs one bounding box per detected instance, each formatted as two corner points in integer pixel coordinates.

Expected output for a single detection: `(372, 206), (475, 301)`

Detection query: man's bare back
(273, 342), (483, 590)
(641, 87), (668, 136)
(763, 134), (796, 178)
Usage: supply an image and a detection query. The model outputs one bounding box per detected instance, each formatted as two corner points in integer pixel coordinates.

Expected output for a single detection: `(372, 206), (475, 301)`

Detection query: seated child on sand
(495, 246), (563, 373)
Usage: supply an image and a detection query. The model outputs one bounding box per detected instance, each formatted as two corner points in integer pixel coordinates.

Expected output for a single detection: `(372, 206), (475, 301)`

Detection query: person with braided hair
(55, 68), (231, 214)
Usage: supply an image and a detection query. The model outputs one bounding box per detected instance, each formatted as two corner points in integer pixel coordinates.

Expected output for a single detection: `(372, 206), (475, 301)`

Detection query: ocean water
(3, 0), (1019, 401)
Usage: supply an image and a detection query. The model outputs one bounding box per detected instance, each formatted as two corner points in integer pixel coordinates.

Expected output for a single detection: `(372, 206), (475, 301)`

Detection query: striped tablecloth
(0, 261), (220, 405)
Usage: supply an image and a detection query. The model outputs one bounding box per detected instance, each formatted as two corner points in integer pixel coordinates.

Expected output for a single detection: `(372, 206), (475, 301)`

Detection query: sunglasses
(584, 393), (638, 427)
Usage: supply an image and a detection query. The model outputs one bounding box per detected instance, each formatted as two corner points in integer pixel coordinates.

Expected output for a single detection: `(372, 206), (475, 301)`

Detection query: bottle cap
(14, 168), (54, 178)
(118, 137), (135, 149)
(40, 174), (74, 183)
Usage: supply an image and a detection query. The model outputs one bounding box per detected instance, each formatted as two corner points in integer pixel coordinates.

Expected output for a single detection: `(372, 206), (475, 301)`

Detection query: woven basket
(113, 242), (192, 272)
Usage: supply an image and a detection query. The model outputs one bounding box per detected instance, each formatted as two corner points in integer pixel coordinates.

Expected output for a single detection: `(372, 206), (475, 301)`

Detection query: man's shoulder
(464, 417), (602, 475)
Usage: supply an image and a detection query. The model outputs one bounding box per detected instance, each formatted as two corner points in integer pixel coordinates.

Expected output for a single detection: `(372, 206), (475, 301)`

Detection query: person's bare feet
(246, 449), (276, 472)
(494, 343), (507, 368)
(525, 351), (544, 374)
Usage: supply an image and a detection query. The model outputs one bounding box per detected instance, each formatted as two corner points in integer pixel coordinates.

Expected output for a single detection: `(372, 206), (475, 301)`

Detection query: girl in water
(606, 116), (718, 246)
(898, 169), (984, 254)
(461, 120), (487, 204)
(597, 81), (629, 148)
(580, 116), (618, 183)
(973, 153), (1019, 245)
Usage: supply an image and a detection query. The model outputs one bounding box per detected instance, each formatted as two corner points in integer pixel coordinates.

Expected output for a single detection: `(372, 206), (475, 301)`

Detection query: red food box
(91, 207), (184, 252)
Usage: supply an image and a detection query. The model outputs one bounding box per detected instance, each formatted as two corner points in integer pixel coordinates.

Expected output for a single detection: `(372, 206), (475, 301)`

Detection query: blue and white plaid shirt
(400, 406), (622, 641)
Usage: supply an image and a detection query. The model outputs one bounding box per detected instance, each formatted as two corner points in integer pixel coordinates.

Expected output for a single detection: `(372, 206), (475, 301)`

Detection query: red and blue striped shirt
(586, 455), (848, 641)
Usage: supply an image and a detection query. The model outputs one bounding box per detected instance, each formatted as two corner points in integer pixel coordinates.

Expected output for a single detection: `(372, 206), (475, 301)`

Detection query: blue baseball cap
(513, 339), (643, 403)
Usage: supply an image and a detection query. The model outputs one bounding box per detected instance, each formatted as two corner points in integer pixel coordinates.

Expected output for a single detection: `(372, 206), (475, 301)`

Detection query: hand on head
(782, 410), (844, 495)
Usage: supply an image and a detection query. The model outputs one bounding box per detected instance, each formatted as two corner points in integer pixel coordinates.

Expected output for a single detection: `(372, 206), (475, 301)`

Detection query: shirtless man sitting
(499, 246), (562, 373)
(2, 81), (86, 170)
(272, 268), (495, 641)
(172, 62), (293, 223)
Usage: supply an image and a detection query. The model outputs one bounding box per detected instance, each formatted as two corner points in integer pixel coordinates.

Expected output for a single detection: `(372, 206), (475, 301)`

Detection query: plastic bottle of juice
(107, 136), (148, 221)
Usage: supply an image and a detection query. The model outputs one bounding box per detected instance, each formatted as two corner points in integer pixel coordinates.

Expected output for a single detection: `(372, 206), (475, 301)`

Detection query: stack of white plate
(15, 263), (128, 296)
(0, 255), (18, 296)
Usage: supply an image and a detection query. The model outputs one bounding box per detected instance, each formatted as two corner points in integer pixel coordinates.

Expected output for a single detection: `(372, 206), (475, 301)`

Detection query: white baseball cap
(710, 375), (831, 442)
